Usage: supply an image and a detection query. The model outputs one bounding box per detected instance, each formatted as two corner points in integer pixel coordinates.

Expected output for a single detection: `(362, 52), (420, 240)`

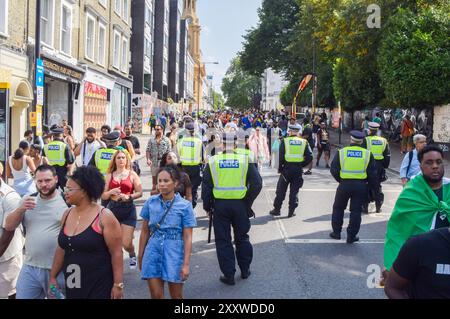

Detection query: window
(122, 0), (128, 23)
(98, 23), (106, 66)
(113, 30), (121, 69)
(99, 0), (107, 8)
(0, 0), (7, 36)
(144, 38), (152, 58)
(145, 1), (152, 26)
(85, 14), (95, 61)
(41, 0), (54, 46)
(114, 0), (121, 16)
(121, 37), (128, 72)
(60, 3), (72, 55)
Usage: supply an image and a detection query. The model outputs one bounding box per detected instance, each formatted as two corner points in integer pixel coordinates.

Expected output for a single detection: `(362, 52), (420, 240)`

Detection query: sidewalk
(328, 129), (450, 176)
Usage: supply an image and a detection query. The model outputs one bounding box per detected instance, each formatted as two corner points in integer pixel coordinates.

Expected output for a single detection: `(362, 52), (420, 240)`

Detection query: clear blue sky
(197, 0), (262, 94)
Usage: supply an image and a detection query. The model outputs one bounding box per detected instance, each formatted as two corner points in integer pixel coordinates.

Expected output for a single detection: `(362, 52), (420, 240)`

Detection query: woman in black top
(152, 152), (193, 202)
(49, 166), (123, 299)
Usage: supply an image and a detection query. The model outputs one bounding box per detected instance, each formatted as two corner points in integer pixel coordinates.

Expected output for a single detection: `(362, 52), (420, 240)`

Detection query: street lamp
(197, 61), (218, 115)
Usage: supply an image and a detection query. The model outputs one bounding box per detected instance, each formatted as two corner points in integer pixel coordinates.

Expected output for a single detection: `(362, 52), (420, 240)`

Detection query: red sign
(84, 82), (107, 99)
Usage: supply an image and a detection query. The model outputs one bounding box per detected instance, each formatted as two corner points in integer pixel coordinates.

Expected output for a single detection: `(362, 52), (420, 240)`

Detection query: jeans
(16, 264), (65, 299)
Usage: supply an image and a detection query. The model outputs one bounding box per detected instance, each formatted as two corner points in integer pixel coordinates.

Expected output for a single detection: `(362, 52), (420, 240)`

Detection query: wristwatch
(114, 283), (124, 289)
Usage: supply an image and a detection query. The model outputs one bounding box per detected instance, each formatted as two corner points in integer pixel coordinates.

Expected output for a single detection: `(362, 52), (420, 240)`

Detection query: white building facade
(261, 68), (288, 111)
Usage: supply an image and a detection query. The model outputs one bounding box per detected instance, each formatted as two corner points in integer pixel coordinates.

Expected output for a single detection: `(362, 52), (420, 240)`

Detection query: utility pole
(33, 0), (41, 136)
(312, 39), (317, 115)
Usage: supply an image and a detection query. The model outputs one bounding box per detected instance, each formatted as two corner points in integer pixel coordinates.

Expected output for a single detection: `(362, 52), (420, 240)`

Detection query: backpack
(405, 150), (414, 178)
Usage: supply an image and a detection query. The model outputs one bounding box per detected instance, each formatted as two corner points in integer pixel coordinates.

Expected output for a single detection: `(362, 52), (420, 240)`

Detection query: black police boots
(269, 209), (281, 216)
(329, 232), (341, 240)
(288, 210), (296, 218)
(347, 236), (360, 244)
(241, 270), (251, 279)
(219, 275), (235, 285)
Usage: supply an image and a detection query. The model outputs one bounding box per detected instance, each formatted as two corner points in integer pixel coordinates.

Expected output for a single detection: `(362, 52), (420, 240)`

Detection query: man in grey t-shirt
(5, 165), (68, 299)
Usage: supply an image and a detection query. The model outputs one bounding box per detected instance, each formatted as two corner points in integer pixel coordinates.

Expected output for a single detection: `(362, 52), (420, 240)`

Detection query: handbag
(149, 198), (176, 238)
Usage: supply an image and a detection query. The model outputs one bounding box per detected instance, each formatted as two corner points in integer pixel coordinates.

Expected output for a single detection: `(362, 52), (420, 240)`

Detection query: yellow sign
(36, 106), (42, 136)
(30, 112), (37, 127)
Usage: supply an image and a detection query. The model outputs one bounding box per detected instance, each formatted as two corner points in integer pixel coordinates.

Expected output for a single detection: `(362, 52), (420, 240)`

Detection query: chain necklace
(71, 212), (82, 237)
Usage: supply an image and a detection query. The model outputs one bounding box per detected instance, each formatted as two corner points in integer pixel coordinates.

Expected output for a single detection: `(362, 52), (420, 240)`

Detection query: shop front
(81, 68), (115, 140)
(110, 76), (132, 128)
(0, 48), (33, 167)
(41, 55), (84, 129)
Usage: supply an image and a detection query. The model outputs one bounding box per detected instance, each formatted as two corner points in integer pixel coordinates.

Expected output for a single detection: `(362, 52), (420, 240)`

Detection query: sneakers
(269, 209), (281, 216)
(129, 256), (137, 270)
(303, 170), (312, 175)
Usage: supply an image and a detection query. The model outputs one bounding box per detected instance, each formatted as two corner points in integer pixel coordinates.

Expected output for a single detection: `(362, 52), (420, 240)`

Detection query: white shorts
(0, 253), (23, 298)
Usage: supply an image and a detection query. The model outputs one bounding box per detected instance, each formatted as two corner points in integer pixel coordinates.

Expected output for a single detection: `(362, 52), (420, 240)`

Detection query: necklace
(72, 212), (82, 237)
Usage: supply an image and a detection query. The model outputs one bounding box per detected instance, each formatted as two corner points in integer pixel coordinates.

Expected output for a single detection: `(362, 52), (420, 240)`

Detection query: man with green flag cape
(384, 145), (450, 271)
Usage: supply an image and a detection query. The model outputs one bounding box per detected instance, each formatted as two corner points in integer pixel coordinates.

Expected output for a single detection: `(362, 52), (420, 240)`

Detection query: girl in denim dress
(138, 166), (197, 299)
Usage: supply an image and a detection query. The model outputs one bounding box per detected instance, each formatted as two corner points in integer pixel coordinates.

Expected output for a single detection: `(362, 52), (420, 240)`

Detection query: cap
(50, 127), (64, 134)
(222, 132), (237, 144)
(114, 125), (126, 139)
(288, 123), (302, 131)
(185, 122), (195, 131)
(350, 130), (365, 141)
(103, 131), (121, 142)
(368, 122), (380, 130)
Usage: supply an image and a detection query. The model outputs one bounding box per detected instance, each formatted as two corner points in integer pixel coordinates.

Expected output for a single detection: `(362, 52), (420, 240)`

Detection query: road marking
(285, 238), (385, 244)
(265, 188), (401, 193)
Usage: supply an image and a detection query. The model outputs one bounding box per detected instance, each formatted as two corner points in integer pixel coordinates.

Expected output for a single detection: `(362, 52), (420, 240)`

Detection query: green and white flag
(384, 175), (450, 270)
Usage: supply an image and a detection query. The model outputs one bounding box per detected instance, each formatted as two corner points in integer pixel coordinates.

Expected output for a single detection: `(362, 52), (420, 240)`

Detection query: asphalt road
(123, 146), (401, 299)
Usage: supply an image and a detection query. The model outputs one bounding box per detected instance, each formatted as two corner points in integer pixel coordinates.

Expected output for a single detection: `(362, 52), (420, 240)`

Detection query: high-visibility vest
(339, 146), (371, 180)
(94, 148), (118, 175)
(177, 137), (202, 166)
(234, 147), (256, 163)
(44, 141), (67, 167)
(209, 153), (249, 199)
(284, 136), (307, 163)
(365, 136), (387, 160)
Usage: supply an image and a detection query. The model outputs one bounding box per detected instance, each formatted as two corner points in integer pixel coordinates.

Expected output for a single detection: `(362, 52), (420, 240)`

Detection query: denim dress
(140, 193), (197, 283)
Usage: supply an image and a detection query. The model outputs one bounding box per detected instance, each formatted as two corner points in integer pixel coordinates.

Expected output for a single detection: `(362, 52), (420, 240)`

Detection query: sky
(197, 0), (262, 94)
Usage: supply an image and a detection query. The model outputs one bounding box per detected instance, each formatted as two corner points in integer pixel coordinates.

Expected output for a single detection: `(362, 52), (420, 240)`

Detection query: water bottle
(49, 284), (65, 299)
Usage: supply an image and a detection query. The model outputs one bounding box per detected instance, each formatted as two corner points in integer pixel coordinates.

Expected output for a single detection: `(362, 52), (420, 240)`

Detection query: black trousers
(183, 165), (202, 208)
(213, 199), (252, 277)
(273, 165), (303, 212)
(332, 181), (368, 237)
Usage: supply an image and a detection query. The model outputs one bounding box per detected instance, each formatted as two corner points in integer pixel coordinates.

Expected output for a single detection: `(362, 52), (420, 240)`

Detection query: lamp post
(198, 62), (218, 115)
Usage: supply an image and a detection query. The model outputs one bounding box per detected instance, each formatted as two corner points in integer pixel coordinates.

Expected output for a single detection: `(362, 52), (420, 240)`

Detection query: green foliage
(221, 57), (261, 110)
(378, 7), (450, 108)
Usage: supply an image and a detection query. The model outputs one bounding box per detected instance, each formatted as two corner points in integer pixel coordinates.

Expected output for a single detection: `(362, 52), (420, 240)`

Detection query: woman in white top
(5, 141), (37, 197)
(30, 144), (49, 168)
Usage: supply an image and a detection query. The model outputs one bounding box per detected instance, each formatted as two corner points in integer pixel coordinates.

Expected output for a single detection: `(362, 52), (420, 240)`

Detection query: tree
(378, 6), (450, 108)
(221, 57), (261, 110)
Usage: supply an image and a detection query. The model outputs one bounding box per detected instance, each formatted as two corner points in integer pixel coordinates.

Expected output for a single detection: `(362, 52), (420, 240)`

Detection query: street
(123, 141), (402, 299)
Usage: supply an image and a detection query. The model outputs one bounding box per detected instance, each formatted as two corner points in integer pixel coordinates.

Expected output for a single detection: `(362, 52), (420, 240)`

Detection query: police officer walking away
(363, 122), (390, 213)
(177, 122), (204, 208)
(202, 132), (262, 285)
(43, 127), (74, 189)
(89, 131), (125, 176)
(329, 131), (378, 243)
(269, 123), (313, 218)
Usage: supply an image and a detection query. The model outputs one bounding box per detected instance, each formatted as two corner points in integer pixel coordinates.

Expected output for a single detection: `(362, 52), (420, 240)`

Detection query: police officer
(177, 122), (204, 208)
(329, 131), (378, 243)
(89, 131), (129, 176)
(202, 132), (262, 285)
(43, 126), (75, 189)
(269, 123), (313, 218)
(362, 122), (390, 213)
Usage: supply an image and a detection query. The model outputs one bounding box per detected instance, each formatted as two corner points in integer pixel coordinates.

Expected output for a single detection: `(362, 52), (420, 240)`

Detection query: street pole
(33, 0), (41, 136)
(312, 40), (317, 115)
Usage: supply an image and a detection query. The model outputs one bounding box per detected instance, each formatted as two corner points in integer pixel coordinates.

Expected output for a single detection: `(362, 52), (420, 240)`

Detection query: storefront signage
(36, 58), (44, 105)
(84, 82), (107, 99)
(43, 58), (83, 82)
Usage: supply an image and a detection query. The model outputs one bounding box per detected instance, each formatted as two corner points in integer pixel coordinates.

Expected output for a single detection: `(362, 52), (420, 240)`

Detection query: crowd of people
(0, 107), (448, 300)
